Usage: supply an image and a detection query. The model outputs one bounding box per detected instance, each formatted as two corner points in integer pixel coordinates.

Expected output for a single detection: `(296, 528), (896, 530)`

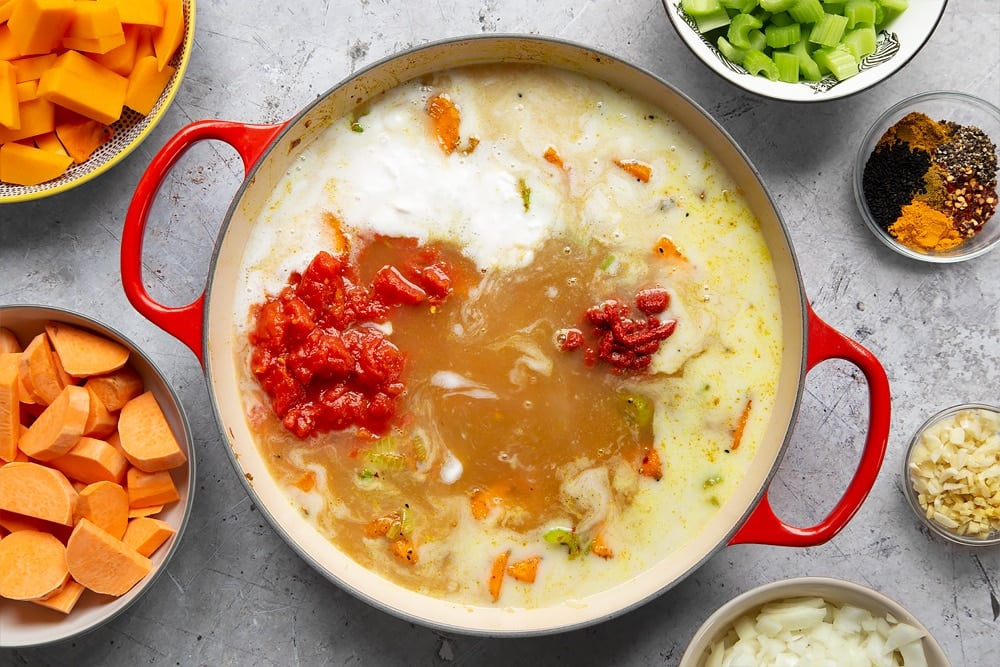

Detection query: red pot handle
(728, 302), (890, 547)
(121, 120), (287, 363)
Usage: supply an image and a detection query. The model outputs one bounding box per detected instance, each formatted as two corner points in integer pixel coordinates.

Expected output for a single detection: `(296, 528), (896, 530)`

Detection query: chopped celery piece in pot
(768, 11), (794, 26)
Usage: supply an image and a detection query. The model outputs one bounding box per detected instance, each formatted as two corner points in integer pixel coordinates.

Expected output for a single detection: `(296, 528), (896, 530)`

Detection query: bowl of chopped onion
(662, 0), (947, 102)
(679, 577), (950, 667)
(903, 403), (1000, 546)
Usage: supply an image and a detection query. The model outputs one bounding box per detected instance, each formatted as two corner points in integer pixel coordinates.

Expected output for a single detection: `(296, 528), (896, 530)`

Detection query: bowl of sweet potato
(0, 304), (194, 647)
(0, 0), (195, 202)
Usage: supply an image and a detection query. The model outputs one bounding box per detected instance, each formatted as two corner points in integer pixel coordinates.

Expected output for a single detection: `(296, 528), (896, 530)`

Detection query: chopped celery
(841, 25), (877, 60)
(728, 12), (764, 48)
(809, 12), (849, 47)
(773, 50), (800, 82)
(788, 0), (824, 23)
(790, 36), (823, 80)
(845, 0), (876, 28)
(769, 11), (794, 26)
(695, 7), (733, 32)
(681, 0), (725, 15)
(742, 49), (780, 80)
(722, 0), (759, 11)
(678, 0), (908, 85)
(620, 393), (654, 429)
(765, 22), (800, 48)
(876, 0), (908, 26)
(717, 35), (749, 63)
(813, 44), (859, 79)
(544, 527), (582, 559)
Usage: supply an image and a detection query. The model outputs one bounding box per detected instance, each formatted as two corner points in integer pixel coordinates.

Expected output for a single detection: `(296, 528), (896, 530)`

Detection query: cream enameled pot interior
(201, 36), (806, 634)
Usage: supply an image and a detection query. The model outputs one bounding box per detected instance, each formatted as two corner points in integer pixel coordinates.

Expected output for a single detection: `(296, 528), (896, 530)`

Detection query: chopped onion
(704, 596), (928, 667)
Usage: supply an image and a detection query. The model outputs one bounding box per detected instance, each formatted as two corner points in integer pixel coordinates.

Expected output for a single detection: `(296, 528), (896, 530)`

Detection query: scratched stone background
(1, 1), (998, 666)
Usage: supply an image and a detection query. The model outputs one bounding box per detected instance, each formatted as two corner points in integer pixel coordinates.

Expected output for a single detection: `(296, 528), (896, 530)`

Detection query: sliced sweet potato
(84, 365), (143, 412)
(118, 390), (185, 472)
(0, 529), (69, 601)
(18, 332), (65, 405)
(49, 435), (128, 484)
(44, 321), (130, 377)
(122, 516), (174, 557)
(18, 383), (89, 461)
(0, 327), (21, 353)
(32, 578), (85, 614)
(66, 517), (151, 596)
(0, 353), (20, 462)
(82, 385), (117, 438)
(127, 504), (162, 519)
(0, 461), (79, 526)
(0, 509), (73, 543)
(126, 466), (179, 508)
(76, 480), (129, 540)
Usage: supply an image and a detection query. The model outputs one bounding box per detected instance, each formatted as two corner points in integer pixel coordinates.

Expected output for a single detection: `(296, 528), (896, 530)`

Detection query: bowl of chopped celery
(662, 0), (947, 102)
(679, 577), (951, 666)
(903, 404), (1000, 547)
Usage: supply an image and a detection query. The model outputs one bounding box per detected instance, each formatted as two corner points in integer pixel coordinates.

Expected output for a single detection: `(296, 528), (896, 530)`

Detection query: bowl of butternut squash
(0, 304), (194, 647)
(0, 0), (194, 202)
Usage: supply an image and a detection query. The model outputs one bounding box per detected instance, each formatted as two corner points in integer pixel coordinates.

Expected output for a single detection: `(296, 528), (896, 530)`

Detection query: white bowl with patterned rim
(662, 0), (947, 102)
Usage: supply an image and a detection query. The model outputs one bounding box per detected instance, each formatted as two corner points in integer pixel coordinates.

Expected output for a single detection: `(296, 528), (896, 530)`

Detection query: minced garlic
(907, 407), (1000, 539)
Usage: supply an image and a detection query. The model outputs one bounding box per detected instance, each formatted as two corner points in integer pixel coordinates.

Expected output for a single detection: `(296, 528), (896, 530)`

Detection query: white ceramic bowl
(679, 577), (951, 667)
(0, 305), (194, 648)
(0, 0), (196, 203)
(903, 403), (1000, 546)
(662, 0), (947, 102)
(853, 91), (1000, 263)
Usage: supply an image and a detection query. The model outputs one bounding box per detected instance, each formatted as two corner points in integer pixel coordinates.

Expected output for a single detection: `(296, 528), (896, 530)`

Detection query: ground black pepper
(862, 140), (932, 230)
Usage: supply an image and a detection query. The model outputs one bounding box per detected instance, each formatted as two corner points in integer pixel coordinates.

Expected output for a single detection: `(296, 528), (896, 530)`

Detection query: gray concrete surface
(1, 1), (998, 665)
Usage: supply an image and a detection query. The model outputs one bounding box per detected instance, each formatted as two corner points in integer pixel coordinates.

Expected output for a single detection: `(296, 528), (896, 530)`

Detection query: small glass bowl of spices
(903, 403), (1000, 546)
(854, 91), (1000, 262)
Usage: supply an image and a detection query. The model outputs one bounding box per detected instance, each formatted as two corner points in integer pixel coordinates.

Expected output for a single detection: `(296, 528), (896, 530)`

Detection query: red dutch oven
(120, 36), (890, 635)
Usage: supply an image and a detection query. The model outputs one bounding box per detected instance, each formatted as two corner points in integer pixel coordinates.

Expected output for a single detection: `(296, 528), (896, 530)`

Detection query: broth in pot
(232, 64), (782, 607)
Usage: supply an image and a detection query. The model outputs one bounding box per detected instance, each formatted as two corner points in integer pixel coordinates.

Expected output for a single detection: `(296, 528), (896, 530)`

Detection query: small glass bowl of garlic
(903, 403), (1000, 546)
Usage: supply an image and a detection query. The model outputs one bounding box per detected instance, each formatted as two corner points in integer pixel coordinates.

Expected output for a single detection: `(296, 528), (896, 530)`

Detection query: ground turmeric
(878, 112), (951, 154)
(889, 200), (963, 251)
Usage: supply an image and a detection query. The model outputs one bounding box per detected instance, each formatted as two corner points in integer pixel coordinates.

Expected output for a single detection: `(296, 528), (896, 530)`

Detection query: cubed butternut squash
(67, 1), (123, 40)
(15, 79), (37, 102)
(37, 49), (126, 125)
(55, 116), (111, 163)
(0, 140), (71, 185)
(33, 130), (67, 156)
(116, 0), (164, 27)
(7, 0), (76, 57)
(0, 96), (54, 143)
(89, 23), (141, 76)
(124, 55), (172, 115)
(152, 0), (181, 71)
(0, 60), (17, 129)
(11, 53), (58, 83)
